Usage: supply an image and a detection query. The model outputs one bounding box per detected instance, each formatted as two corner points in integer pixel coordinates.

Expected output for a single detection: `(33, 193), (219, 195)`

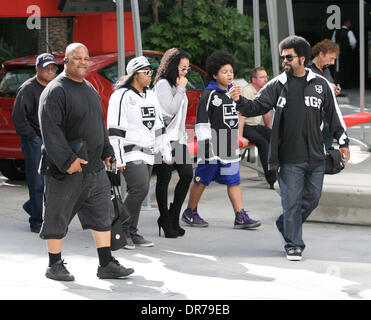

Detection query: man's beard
(284, 64), (294, 78)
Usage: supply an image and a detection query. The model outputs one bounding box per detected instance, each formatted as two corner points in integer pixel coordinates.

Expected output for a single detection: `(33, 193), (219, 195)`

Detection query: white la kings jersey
(107, 87), (171, 166)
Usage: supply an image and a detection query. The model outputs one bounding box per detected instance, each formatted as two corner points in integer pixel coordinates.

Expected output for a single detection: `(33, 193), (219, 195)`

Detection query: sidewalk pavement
(0, 89), (370, 300)
(1, 159), (371, 300)
(337, 88), (371, 109)
(305, 90), (371, 225)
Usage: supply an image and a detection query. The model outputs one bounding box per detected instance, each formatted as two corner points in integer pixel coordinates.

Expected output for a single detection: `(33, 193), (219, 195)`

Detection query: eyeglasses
(137, 70), (153, 76)
(179, 66), (191, 72)
(280, 54), (298, 62)
(39, 65), (58, 73)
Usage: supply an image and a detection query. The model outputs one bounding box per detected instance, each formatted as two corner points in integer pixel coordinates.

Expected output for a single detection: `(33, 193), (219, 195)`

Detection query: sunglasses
(40, 65), (58, 72)
(280, 54), (298, 62)
(179, 66), (191, 72)
(137, 69), (153, 76)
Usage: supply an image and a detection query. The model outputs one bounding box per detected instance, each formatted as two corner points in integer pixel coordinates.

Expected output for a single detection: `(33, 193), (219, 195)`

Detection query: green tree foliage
(142, 0), (272, 79)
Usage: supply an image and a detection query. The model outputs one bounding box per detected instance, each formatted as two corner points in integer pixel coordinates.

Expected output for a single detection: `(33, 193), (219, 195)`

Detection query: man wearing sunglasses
(237, 35), (350, 261)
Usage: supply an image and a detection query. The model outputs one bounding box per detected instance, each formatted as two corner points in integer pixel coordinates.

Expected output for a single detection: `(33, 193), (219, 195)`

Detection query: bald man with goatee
(38, 43), (134, 281)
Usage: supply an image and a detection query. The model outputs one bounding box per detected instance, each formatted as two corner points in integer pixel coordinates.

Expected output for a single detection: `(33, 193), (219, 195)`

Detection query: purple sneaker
(181, 208), (209, 227)
(234, 209), (261, 229)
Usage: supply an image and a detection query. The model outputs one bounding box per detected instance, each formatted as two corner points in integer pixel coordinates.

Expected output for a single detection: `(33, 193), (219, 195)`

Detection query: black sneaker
(46, 260), (75, 281)
(285, 247), (302, 261)
(97, 257), (134, 279)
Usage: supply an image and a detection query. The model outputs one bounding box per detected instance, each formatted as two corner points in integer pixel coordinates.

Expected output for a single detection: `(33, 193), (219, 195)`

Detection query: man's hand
(229, 81), (242, 101)
(67, 158), (88, 174)
(339, 147), (350, 164)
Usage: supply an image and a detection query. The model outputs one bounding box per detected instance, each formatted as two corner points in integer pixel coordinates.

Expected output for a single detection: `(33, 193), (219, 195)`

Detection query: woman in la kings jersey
(107, 56), (172, 250)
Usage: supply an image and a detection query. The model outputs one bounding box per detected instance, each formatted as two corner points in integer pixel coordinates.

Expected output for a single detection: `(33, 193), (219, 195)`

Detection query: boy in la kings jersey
(181, 51), (261, 230)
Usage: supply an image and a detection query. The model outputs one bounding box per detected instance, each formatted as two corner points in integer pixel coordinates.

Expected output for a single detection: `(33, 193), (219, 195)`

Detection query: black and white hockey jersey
(195, 81), (240, 164)
(107, 85), (171, 167)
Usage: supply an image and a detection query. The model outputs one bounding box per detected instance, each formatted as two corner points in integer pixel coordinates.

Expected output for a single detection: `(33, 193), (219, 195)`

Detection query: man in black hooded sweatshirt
(237, 36), (350, 261)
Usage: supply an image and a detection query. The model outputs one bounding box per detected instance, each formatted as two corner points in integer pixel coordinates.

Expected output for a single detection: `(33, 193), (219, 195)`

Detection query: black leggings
(155, 142), (193, 217)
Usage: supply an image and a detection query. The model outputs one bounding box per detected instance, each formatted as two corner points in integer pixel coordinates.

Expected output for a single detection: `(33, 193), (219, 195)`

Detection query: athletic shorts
(193, 160), (240, 186)
(39, 168), (113, 240)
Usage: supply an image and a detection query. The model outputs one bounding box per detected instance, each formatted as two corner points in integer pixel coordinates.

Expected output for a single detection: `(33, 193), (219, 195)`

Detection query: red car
(0, 51), (207, 179)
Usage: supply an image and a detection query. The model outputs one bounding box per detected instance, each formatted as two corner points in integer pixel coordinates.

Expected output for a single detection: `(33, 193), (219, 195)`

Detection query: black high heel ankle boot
(169, 203), (185, 237)
(157, 217), (178, 238)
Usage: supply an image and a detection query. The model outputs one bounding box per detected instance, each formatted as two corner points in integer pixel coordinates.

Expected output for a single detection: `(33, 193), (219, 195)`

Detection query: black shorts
(40, 168), (113, 240)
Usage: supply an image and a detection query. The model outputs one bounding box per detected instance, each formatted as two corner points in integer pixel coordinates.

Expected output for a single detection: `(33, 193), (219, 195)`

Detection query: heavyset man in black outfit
(38, 43), (134, 281)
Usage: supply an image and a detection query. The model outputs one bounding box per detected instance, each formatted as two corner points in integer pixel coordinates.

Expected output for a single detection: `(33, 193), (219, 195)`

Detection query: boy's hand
(229, 81), (242, 101)
(239, 136), (250, 147)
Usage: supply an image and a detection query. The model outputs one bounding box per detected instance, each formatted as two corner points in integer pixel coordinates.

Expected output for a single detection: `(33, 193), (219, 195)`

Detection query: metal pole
(46, 18), (49, 52)
(237, 0), (243, 14)
(253, 0), (261, 67)
(116, 0), (125, 77)
(266, 0), (279, 77)
(286, 0), (295, 35)
(359, 0), (365, 140)
(131, 0), (143, 56)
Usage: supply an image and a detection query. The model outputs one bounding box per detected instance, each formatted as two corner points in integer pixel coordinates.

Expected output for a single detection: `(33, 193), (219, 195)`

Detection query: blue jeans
(276, 162), (325, 250)
(20, 136), (44, 227)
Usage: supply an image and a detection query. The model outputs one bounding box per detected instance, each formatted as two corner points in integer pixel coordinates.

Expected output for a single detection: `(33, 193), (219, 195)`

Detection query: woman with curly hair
(153, 48), (194, 238)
